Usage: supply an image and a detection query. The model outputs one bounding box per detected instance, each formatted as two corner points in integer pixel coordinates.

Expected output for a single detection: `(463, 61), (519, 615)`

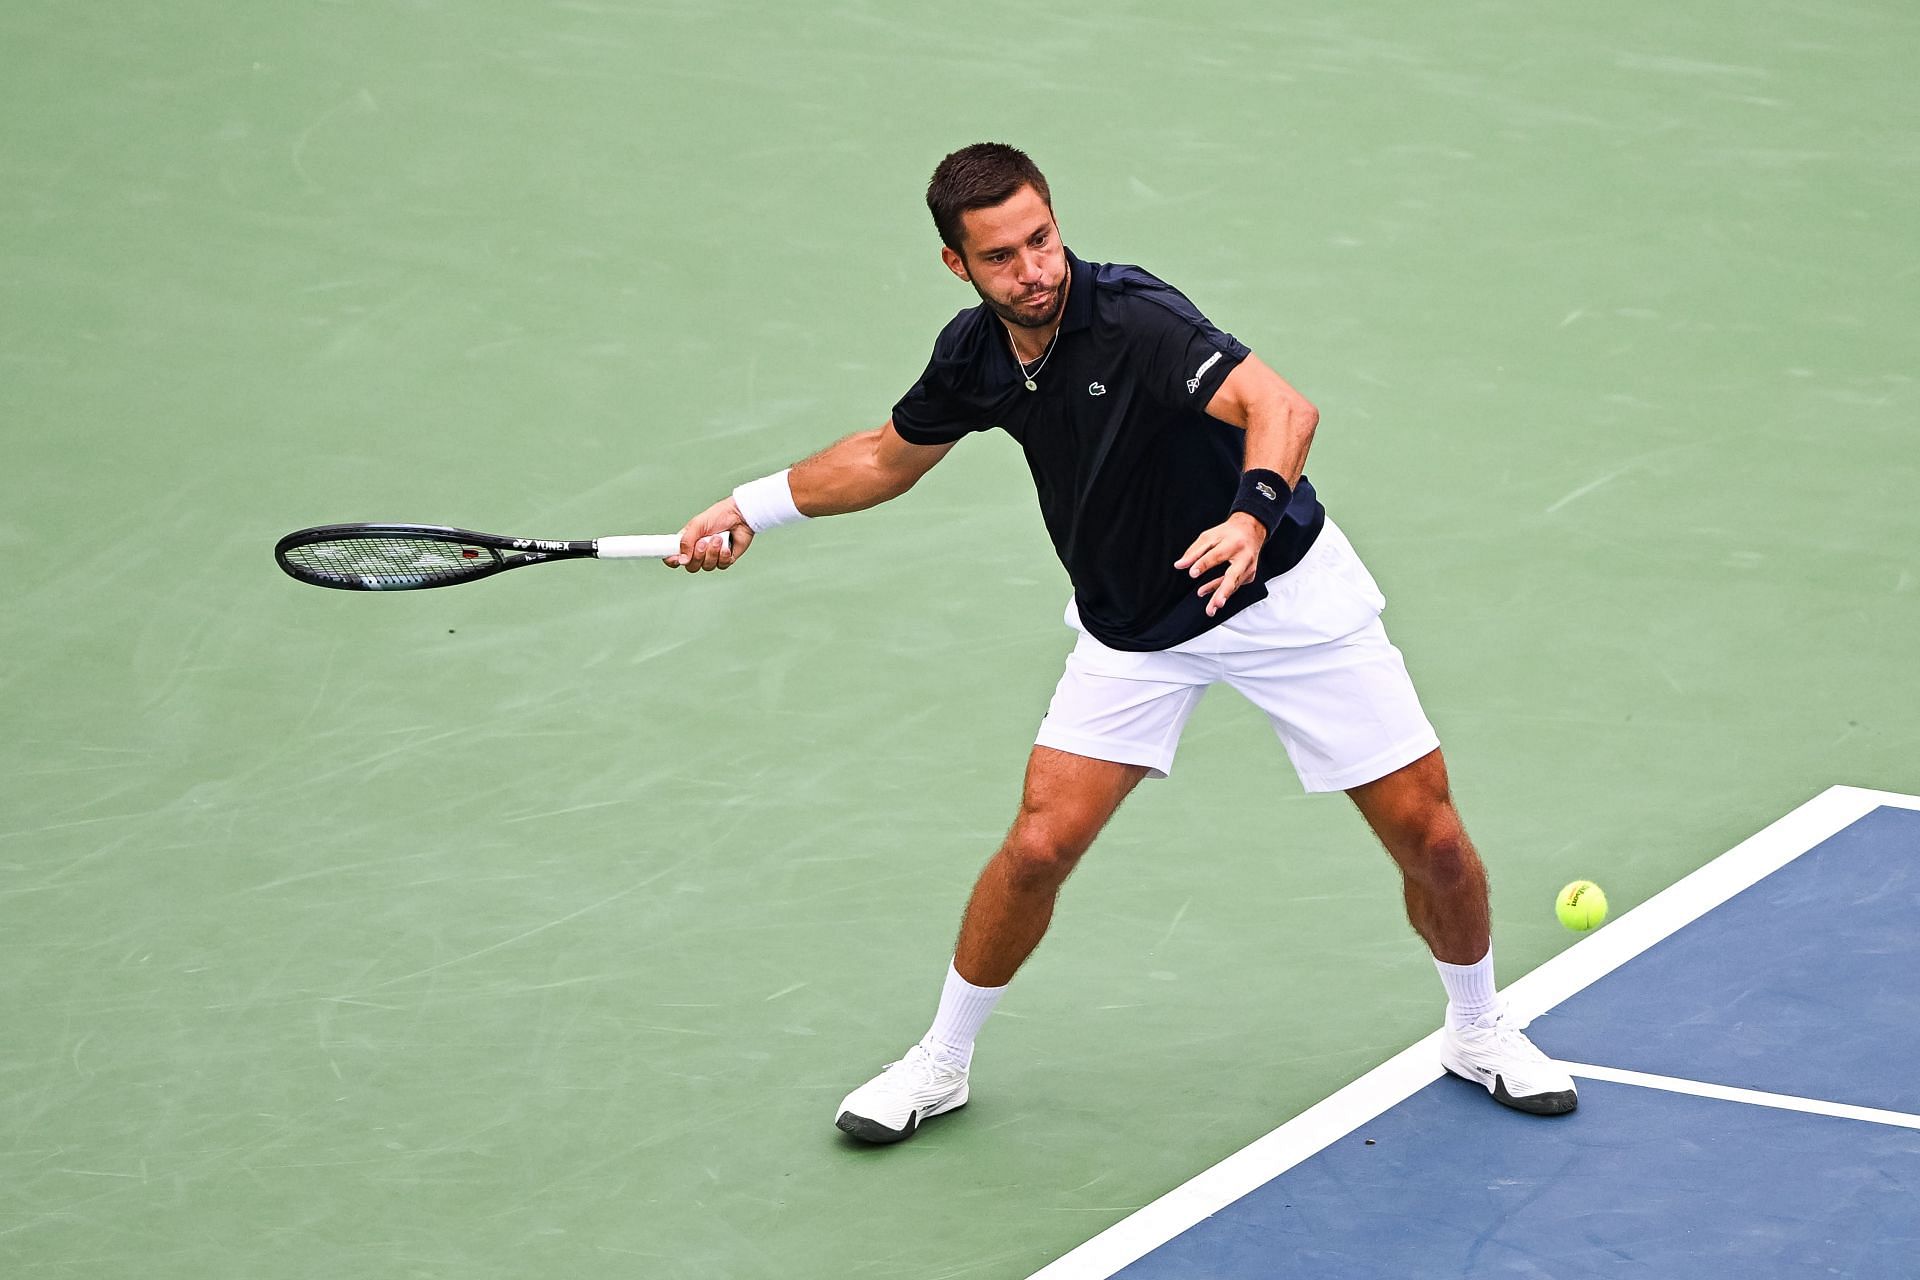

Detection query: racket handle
(595, 531), (731, 560)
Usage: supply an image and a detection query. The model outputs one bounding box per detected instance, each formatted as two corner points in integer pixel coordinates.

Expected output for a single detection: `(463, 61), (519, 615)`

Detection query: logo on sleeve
(1088, 381), (1107, 396)
(1186, 351), (1223, 395)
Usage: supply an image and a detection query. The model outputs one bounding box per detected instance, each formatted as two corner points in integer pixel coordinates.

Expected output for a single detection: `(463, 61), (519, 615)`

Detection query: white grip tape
(595, 532), (729, 560)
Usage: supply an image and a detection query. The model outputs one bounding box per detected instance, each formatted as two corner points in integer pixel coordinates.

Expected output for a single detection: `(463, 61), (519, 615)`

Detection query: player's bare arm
(792, 419), (956, 516)
(1175, 354), (1321, 615)
(670, 420), (955, 571)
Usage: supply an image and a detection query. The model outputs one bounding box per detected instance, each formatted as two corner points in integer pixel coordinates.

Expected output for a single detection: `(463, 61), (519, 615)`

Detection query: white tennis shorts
(1035, 520), (1440, 791)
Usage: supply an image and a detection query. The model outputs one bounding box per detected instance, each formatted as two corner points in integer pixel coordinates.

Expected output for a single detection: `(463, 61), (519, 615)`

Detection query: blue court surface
(1029, 786), (1920, 1279)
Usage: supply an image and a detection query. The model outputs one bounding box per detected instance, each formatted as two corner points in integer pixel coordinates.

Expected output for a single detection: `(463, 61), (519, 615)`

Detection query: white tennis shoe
(834, 1043), (970, 1143)
(1440, 1007), (1579, 1115)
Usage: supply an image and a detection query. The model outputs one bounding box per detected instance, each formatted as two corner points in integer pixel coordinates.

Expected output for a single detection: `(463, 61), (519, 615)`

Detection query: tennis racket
(274, 523), (728, 591)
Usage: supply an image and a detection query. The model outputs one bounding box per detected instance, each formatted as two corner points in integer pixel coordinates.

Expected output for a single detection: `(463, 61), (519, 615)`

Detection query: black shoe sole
(836, 1110), (918, 1144)
(1492, 1074), (1578, 1116)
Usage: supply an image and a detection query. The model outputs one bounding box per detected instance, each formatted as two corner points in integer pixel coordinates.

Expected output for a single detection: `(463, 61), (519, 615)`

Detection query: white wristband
(731, 469), (809, 534)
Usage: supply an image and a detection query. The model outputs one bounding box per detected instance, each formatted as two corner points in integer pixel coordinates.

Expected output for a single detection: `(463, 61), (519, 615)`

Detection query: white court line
(1027, 785), (1920, 1280)
(1562, 1062), (1920, 1132)
(1499, 784), (1920, 1025)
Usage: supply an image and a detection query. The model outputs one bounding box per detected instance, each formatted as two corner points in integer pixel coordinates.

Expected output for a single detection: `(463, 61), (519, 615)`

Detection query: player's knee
(1000, 818), (1091, 889)
(1403, 822), (1477, 891)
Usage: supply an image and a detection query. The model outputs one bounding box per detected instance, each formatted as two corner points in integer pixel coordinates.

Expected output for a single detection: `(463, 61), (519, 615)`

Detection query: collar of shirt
(1060, 248), (1094, 336)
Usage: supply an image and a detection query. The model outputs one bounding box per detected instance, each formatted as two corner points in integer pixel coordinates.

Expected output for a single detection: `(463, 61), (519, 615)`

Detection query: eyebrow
(976, 220), (1053, 258)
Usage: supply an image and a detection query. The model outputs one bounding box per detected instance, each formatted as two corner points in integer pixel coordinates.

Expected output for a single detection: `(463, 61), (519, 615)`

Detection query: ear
(940, 245), (971, 282)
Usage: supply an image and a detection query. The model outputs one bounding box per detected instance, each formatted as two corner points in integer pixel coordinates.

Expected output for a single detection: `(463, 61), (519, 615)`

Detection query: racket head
(276, 524), (531, 591)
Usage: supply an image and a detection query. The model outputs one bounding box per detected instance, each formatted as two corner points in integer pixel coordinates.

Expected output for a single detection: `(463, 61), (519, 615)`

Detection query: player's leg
(1345, 750), (1576, 1114)
(834, 747), (1149, 1145)
(1216, 519), (1575, 1114)
(835, 630), (1208, 1145)
(1343, 748), (1489, 966)
(953, 745), (1152, 988)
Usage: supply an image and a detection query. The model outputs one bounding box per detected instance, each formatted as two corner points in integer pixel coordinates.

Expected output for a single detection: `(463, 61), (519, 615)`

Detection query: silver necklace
(1006, 325), (1059, 391)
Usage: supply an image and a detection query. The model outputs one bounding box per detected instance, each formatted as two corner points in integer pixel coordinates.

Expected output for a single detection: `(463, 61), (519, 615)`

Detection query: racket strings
(282, 537), (495, 588)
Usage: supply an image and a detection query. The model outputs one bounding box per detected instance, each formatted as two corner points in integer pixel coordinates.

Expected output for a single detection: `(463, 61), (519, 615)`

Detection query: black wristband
(1229, 468), (1291, 537)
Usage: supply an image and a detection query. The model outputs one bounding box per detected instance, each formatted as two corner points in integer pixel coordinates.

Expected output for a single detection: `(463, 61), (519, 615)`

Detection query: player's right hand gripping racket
(274, 523), (729, 591)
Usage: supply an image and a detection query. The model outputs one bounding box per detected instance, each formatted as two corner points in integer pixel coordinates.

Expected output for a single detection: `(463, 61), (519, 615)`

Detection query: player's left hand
(1176, 513), (1267, 617)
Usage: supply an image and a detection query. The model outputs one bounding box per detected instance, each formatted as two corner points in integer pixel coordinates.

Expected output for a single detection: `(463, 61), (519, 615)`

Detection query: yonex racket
(274, 523), (728, 592)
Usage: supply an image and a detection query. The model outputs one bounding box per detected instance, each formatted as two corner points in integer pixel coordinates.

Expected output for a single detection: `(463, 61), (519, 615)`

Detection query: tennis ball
(1556, 880), (1608, 932)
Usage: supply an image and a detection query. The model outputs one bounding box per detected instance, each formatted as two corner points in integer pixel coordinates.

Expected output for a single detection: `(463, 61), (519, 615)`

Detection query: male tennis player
(670, 143), (1577, 1142)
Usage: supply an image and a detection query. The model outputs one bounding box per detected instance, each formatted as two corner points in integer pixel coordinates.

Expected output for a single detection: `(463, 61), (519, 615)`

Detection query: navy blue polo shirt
(891, 250), (1326, 651)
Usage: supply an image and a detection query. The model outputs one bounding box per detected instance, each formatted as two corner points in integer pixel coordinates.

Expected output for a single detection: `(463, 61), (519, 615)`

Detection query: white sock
(1433, 945), (1499, 1029)
(922, 961), (1005, 1067)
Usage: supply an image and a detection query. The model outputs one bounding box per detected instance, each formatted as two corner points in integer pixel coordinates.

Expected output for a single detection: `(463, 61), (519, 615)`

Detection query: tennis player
(670, 143), (1577, 1142)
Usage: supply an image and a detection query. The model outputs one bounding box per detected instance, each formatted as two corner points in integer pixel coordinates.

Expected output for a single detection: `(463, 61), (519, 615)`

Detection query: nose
(1018, 248), (1045, 284)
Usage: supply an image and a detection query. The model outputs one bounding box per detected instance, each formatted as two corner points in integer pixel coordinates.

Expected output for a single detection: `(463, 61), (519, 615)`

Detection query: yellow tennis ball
(1556, 880), (1608, 931)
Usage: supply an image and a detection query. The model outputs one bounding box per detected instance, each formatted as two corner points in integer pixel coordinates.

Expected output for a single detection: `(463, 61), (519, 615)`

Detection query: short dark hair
(926, 143), (1052, 255)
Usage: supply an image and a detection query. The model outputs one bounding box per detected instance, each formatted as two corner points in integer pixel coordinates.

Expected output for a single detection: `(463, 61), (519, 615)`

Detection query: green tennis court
(3, 3), (1915, 1276)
